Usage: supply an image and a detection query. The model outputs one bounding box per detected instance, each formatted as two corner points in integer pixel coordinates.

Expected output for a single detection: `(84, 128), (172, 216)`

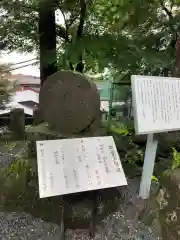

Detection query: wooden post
(9, 108), (25, 140)
(28, 109), (44, 157)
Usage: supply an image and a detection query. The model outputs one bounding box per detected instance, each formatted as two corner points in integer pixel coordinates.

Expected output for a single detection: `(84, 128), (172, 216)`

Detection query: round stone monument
(39, 70), (101, 134)
(36, 71), (120, 238)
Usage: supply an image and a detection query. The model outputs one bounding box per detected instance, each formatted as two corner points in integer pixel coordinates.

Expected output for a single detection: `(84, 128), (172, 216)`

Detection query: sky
(1, 51), (40, 77)
(0, 10), (64, 77)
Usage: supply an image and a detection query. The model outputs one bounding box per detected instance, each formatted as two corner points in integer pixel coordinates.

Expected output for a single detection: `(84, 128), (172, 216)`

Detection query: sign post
(36, 136), (127, 237)
(131, 75), (180, 199)
(139, 134), (158, 199)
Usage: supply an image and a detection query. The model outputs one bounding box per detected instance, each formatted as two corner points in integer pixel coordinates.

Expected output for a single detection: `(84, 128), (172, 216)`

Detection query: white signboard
(36, 136), (127, 198)
(131, 75), (180, 135)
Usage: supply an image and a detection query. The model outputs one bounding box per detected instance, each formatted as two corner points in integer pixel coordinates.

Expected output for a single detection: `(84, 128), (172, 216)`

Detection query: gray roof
(9, 74), (40, 85)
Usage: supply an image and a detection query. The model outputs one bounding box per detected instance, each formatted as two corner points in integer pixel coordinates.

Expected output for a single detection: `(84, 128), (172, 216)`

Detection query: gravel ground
(98, 178), (161, 240)
(0, 213), (160, 240)
(0, 153), (15, 168)
(0, 212), (61, 240)
(0, 141), (27, 168)
(0, 178), (162, 240)
(0, 142), (161, 239)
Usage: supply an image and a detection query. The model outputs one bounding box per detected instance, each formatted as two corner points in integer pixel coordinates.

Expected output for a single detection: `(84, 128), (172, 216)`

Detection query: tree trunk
(172, 36), (180, 77)
(39, 0), (57, 85)
(75, 0), (86, 73)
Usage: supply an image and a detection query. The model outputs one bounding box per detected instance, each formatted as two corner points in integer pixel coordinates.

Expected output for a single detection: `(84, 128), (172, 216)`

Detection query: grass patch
(0, 157), (62, 224)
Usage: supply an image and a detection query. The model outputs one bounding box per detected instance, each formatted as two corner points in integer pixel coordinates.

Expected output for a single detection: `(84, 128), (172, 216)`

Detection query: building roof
(9, 74), (40, 85)
(15, 90), (39, 103)
(0, 103), (34, 116)
(16, 86), (40, 93)
(0, 90), (39, 116)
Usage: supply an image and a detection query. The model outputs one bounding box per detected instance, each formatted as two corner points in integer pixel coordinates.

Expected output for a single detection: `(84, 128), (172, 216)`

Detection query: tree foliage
(0, 64), (16, 109)
(1, 0), (180, 78)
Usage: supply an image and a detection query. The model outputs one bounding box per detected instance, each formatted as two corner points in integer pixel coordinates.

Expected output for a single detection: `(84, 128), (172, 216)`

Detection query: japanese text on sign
(36, 136), (127, 198)
(131, 75), (180, 134)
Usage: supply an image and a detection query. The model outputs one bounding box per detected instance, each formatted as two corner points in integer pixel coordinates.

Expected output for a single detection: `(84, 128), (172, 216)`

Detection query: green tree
(0, 64), (16, 109)
(91, 0), (180, 78)
(1, 0), (180, 78)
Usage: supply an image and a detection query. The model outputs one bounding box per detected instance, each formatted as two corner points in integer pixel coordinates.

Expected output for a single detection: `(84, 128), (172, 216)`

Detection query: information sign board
(36, 136), (127, 198)
(131, 75), (180, 134)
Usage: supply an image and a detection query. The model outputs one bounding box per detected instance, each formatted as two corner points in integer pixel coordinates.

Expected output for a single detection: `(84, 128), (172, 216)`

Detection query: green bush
(0, 158), (37, 204)
(0, 157), (62, 223)
(172, 148), (180, 170)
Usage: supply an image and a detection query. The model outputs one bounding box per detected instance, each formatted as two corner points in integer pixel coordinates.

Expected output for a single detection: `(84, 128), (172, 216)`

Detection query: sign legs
(60, 196), (65, 240)
(139, 134), (158, 199)
(59, 192), (98, 239)
(89, 190), (98, 238)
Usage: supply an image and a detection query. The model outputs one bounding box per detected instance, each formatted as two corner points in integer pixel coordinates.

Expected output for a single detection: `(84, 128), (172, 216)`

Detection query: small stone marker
(36, 136), (127, 198)
(131, 75), (180, 199)
(9, 108), (25, 140)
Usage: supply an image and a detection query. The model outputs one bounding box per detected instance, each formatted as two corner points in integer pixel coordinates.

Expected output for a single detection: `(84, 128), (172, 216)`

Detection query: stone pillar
(9, 108), (25, 140)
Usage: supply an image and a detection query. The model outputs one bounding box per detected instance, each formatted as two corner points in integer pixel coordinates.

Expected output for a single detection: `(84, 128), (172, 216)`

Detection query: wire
(10, 61), (39, 71)
(9, 58), (38, 67)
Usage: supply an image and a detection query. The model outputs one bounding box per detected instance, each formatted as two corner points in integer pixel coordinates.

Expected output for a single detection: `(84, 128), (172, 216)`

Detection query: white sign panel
(36, 136), (127, 198)
(131, 75), (180, 135)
